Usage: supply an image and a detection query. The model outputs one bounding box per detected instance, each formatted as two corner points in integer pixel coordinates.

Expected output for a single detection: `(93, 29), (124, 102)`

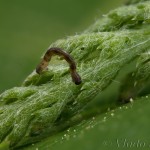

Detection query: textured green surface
(23, 95), (150, 150)
(0, 1), (150, 149)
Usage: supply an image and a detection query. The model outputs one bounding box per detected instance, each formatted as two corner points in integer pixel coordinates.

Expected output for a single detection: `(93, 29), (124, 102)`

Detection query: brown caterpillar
(36, 47), (82, 85)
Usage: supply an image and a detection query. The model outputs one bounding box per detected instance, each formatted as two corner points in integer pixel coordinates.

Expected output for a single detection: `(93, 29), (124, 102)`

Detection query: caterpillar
(36, 47), (82, 85)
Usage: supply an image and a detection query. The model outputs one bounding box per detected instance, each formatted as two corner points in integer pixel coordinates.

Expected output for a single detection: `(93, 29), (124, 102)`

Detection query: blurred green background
(0, 0), (125, 93)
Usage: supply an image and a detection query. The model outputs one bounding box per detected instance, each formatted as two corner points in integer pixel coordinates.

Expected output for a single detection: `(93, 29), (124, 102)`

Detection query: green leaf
(0, 1), (150, 149)
(22, 95), (150, 150)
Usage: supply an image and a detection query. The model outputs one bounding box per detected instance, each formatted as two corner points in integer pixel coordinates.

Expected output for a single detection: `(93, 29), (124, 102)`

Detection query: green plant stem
(0, 1), (150, 149)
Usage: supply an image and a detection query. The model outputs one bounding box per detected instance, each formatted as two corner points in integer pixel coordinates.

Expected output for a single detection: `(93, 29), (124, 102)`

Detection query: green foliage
(23, 95), (150, 150)
(0, 1), (150, 149)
